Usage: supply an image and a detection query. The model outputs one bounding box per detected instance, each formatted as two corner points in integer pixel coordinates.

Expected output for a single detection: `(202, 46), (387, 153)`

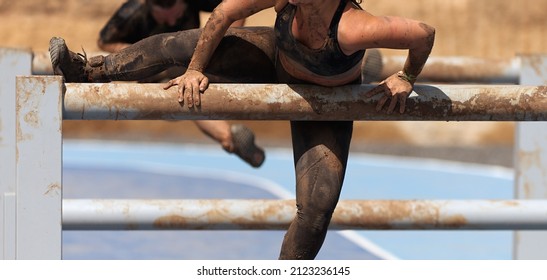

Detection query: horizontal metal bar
(381, 56), (520, 84)
(62, 81), (547, 121)
(63, 199), (547, 230)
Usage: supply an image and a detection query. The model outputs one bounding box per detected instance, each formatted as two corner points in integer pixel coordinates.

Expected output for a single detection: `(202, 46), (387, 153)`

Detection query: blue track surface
(62, 140), (514, 260)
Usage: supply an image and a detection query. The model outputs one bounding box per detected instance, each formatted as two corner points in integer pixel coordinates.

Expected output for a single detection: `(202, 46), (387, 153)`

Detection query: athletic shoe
(49, 37), (89, 82)
(230, 124), (265, 168)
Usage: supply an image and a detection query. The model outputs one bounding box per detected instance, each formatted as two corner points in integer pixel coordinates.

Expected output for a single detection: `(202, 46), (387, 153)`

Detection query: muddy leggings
(87, 26), (354, 259)
(95, 27), (278, 83)
(275, 58), (354, 260)
(277, 120), (352, 259)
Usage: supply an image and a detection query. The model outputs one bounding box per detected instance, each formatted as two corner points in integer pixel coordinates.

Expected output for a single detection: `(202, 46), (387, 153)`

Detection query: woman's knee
(295, 144), (347, 190)
(295, 203), (334, 235)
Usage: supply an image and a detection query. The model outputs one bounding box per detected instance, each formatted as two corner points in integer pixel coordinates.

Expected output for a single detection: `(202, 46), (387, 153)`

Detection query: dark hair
(146, 0), (179, 8)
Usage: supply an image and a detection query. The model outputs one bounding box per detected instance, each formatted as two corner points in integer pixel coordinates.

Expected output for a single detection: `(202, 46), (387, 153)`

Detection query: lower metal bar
(63, 199), (547, 230)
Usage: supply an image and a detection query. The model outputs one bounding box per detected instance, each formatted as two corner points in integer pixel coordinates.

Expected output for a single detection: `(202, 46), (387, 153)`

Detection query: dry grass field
(1, 0), (545, 165)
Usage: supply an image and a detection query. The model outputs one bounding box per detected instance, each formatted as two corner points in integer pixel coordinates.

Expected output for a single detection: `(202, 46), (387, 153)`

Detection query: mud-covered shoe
(231, 124), (265, 168)
(49, 37), (89, 82)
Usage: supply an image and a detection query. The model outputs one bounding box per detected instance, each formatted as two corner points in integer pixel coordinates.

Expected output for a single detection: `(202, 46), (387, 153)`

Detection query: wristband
(397, 70), (417, 83)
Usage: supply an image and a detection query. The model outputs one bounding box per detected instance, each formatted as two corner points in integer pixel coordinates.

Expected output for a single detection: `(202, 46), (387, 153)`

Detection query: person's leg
(49, 27), (277, 83)
(48, 30), (199, 82)
(194, 120), (265, 167)
(279, 120), (353, 260)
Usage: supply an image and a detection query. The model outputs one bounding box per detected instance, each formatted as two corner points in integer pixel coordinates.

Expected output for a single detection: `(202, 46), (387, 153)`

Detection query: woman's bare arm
(342, 10), (435, 113)
(341, 10), (435, 79)
(164, 0), (276, 107)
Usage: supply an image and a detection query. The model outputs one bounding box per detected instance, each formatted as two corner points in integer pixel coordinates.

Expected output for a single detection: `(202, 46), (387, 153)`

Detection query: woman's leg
(279, 120), (353, 260)
(49, 27), (277, 83)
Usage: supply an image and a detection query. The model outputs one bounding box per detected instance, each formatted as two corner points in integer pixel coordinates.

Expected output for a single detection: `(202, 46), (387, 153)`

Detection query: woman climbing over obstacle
(49, 0), (434, 259)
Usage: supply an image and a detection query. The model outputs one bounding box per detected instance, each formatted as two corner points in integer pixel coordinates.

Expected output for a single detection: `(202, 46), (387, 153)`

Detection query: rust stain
(501, 201), (519, 207)
(451, 86), (547, 121)
(232, 201), (293, 229)
(154, 214), (189, 229)
(441, 215), (468, 229)
(24, 110), (40, 128)
(406, 96), (453, 120)
(334, 201), (440, 229)
(153, 203), (229, 230)
(44, 183), (61, 196)
(152, 201), (292, 230)
(517, 148), (542, 172)
(333, 201), (471, 229)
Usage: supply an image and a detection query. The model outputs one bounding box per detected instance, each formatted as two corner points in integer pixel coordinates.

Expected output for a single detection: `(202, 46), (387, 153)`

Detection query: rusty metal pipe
(62, 199), (547, 230)
(62, 82), (547, 121)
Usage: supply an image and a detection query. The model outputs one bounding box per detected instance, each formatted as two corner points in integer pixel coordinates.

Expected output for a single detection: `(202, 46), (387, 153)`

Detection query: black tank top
(274, 0), (365, 76)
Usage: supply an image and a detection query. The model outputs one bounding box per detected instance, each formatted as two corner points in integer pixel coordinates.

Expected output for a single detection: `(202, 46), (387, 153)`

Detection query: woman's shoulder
(336, 7), (380, 54)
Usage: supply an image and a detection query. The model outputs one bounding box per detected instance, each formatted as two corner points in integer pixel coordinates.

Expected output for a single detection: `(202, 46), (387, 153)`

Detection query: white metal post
(514, 54), (547, 259)
(15, 76), (63, 259)
(0, 48), (31, 259)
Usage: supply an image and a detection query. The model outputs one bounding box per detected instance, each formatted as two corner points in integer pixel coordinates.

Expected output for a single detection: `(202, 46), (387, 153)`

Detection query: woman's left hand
(163, 69), (209, 108)
(364, 72), (414, 114)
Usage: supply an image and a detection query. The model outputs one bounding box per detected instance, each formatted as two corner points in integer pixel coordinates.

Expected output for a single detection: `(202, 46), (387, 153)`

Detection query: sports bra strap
(328, 0), (348, 31)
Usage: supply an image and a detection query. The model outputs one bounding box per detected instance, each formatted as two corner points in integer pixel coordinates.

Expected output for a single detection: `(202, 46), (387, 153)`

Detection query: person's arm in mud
(164, 0), (276, 108)
(348, 11), (435, 113)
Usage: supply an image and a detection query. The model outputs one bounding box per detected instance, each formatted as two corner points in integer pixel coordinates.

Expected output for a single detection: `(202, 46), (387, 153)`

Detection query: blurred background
(2, 0), (546, 260)
(2, 0), (546, 166)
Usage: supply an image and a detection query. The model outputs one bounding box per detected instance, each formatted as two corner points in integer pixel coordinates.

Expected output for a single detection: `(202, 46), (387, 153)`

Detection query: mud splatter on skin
(404, 22), (435, 78)
(420, 22), (436, 45)
(188, 2), (276, 74)
(187, 4), (226, 72)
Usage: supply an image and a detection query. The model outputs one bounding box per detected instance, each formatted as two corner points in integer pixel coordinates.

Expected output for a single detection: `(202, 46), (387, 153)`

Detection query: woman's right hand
(163, 69), (210, 108)
(364, 72), (414, 114)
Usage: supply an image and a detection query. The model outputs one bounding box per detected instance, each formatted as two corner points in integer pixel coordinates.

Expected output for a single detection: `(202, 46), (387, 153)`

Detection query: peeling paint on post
(63, 83), (547, 121)
(15, 76), (63, 259)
